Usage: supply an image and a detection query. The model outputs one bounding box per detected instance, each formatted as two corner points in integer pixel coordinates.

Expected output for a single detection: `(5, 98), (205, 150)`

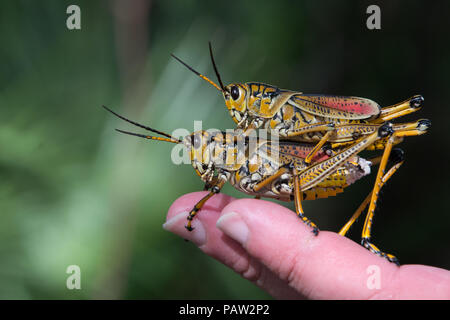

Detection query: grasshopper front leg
(186, 173), (227, 231)
(360, 139), (400, 264)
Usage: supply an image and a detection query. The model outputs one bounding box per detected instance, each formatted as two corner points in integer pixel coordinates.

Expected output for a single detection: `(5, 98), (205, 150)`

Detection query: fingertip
(164, 191), (237, 247)
(164, 192), (260, 281)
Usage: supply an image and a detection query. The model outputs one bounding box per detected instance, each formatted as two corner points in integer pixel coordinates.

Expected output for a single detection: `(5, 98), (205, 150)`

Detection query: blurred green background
(0, 0), (449, 299)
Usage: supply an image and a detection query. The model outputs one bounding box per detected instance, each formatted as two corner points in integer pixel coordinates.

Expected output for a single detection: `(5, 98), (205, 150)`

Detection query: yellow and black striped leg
(186, 179), (226, 231)
(297, 123), (394, 192)
(304, 125), (335, 164)
(339, 149), (404, 236)
(293, 168), (319, 235)
(339, 193), (372, 237)
(360, 119), (430, 264)
(361, 139), (401, 265)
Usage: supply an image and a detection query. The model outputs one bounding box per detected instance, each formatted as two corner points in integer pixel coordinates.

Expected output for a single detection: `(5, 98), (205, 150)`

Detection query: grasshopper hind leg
(355, 118), (429, 265)
(360, 144), (406, 265)
(339, 148), (404, 237)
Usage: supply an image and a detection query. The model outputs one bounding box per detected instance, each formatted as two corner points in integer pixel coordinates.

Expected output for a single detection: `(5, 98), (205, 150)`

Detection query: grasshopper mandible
(102, 105), (430, 264)
(171, 43), (426, 165)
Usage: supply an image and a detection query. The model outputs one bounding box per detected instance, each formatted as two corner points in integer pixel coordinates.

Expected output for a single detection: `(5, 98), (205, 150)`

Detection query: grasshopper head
(172, 43), (249, 127)
(184, 130), (244, 179)
(223, 83), (248, 126)
(184, 130), (215, 178)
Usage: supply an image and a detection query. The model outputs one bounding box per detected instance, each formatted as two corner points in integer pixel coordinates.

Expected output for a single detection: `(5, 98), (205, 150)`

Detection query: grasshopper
(171, 43), (426, 165)
(102, 105), (430, 264)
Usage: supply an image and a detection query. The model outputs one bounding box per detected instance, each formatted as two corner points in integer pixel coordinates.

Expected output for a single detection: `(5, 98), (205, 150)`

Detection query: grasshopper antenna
(170, 51), (225, 93)
(115, 129), (180, 144)
(102, 105), (181, 142)
(208, 42), (227, 93)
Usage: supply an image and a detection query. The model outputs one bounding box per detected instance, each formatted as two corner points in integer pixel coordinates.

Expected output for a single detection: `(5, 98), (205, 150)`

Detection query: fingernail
(163, 212), (207, 246)
(216, 211), (249, 246)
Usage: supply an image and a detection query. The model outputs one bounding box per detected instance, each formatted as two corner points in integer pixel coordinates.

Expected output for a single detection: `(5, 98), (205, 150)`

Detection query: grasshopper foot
(185, 212), (196, 232)
(361, 238), (400, 265)
(297, 214), (320, 236)
(311, 226), (319, 236)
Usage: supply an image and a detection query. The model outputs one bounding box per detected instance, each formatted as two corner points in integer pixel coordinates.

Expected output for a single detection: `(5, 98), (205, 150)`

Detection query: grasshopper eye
(231, 86), (240, 100)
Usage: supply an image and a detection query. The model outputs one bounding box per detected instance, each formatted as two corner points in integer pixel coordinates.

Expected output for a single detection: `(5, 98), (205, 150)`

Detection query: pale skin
(163, 191), (450, 299)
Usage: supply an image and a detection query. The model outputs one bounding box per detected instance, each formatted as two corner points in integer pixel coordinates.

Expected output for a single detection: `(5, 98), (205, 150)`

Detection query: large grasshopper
(103, 106), (430, 264)
(171, 43), (426, 164)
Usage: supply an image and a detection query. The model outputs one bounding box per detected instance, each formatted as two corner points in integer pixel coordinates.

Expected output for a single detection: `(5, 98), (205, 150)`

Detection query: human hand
(163, 191), (450, 299)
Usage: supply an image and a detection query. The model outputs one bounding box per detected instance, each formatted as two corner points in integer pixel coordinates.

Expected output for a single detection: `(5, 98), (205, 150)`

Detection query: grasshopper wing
(289, 94), (380, 120)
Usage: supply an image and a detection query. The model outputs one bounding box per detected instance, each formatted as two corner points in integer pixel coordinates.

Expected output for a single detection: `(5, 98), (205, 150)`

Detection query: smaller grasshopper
(102, 105), (429, 264)
(171, 43), (426, 164)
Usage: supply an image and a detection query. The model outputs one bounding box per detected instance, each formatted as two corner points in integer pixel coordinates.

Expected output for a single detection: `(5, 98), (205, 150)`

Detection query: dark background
(0, 0), (448, 299)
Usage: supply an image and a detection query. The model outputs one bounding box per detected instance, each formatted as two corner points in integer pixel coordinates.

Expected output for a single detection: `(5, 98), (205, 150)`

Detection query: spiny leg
(293, 168), (319, 235)
(361, 139), (401, 264)
(361, 120), (430, 264)
(331, 119), (429, 151)
(339, 149), (404, 236)
(297, 123), (394, 191)
(339, 192), (372, 237)
(287, 122), (384, 164)
(186, 178), (226, 231)
(304, 125), (335, 164)
(241, 121), (336, 146)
